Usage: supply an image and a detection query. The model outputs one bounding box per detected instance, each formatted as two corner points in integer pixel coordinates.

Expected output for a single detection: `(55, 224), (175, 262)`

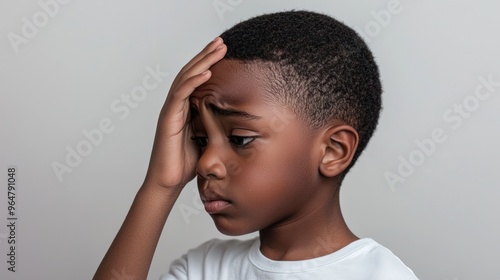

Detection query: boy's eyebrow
(208, 103), (261, 120)
(190, 103), (261, 120)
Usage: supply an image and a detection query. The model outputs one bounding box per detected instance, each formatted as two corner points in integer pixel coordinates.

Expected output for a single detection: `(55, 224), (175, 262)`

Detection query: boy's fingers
(161, 38), (226, 123)
(170, 44), (226, 102)
(177, 44), (226, 86)
(160, 71), (212, 122)
(177, 37), (224, 80)
(170, 70), (212, 104)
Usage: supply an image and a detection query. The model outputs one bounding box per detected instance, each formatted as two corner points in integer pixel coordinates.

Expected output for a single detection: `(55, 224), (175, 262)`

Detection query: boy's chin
(211, 215), (257, 236)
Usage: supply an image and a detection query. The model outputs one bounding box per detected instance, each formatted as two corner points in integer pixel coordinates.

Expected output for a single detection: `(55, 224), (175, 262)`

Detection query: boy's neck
(258, 190), (358, 261)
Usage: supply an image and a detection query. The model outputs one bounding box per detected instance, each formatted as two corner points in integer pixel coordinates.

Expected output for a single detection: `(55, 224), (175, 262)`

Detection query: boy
(94, 11), (418, 279)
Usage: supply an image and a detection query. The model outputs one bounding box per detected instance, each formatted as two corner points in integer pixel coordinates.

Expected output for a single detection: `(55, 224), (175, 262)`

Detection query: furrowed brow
(190, 106), (199, 118)
(208, 103), (261, 120)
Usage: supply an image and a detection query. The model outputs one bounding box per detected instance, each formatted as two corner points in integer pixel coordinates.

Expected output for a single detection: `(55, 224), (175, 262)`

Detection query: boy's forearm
(93, 183), (182, 280)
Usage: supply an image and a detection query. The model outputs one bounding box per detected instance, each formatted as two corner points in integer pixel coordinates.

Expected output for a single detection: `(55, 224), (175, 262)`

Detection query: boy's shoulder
(162, 238), (419, 279)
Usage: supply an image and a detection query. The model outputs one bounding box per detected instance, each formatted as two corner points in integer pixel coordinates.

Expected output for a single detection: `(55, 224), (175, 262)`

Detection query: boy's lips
(203, 200), (231, 214)
(201, 193), (231, 214)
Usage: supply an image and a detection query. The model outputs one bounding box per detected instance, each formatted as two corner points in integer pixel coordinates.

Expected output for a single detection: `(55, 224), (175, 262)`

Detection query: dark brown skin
(94, 37), (359, 279)
(191, 60), (359, 260)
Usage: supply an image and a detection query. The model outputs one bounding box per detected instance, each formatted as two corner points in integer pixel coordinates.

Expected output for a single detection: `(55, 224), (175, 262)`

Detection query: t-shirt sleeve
(159, 239), (229, 280)
(158, 238), (254, 280)
(159, 253), (189, 280)
(367, 243), (419, 279)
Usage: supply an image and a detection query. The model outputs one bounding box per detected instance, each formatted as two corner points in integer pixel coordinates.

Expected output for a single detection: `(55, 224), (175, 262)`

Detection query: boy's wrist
(139, 178), (184, 201)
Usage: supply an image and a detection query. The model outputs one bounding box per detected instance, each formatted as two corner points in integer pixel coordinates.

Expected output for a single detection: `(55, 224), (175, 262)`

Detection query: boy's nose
(196, 143), (227, 180)
(194, 96), (228, 180)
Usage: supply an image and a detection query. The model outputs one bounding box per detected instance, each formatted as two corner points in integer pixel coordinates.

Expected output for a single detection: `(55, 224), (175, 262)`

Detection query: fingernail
(213, 37), (221, 43)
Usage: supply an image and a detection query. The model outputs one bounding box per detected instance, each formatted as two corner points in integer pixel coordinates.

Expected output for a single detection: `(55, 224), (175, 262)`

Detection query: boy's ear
(318, 124), (359, 178)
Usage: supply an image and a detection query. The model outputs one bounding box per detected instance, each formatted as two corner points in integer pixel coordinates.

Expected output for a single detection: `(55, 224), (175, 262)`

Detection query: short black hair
(220, 10), (382, 178)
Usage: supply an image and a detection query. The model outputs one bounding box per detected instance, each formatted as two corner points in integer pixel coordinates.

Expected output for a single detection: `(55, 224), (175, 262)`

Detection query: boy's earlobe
(319, 125), (359, 177)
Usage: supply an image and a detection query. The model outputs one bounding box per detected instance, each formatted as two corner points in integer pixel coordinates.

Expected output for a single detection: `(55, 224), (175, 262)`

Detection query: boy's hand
(144, 37), (226, 190)
(94, 38), (227, 280)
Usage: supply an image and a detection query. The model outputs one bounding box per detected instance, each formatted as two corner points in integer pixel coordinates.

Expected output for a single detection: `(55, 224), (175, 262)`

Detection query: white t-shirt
(161, 238), (418, 279)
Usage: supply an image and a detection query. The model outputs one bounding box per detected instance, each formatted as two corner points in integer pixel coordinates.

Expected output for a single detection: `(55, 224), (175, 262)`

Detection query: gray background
(1, 0), (499, 279)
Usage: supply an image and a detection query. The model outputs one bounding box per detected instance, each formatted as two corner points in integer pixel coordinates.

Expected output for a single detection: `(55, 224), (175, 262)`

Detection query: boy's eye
(190, 136), (208, 147)
(229, 136), (256, 147)
(190, 135), (257, 148)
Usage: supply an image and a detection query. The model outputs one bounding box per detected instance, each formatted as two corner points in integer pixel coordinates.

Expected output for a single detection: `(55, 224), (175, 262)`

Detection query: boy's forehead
(190, 60), (270, 108)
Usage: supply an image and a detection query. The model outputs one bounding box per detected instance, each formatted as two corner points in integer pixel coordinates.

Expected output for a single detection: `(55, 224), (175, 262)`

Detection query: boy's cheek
(226, 159), (242, 176)
(237, 145), (258, 161)
(225, 149), (257, 177)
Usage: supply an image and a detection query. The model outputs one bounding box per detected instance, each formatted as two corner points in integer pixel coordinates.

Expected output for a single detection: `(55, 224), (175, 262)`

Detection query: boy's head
(191, 10), (381, 235)
(220, 10), (382, 177)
